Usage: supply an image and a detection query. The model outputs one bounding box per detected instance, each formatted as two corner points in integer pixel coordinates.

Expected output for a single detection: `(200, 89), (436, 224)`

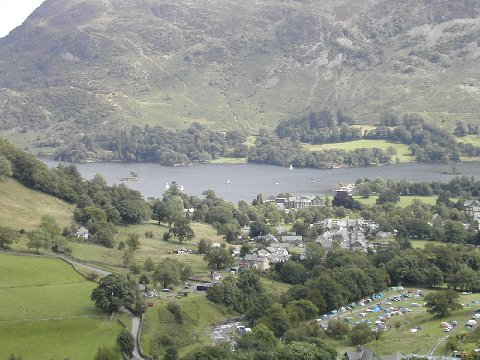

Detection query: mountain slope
(0, 0), (479, 148)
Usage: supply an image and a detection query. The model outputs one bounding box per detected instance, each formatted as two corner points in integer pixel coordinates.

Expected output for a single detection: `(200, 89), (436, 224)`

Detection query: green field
(303, 140), (414, 162)
(354, 195), (438, 207)
(0, 179), (74, 230)
(0, 254), (122, 359)
(210, 157), (248, 164)
(410, 240), (446, 249)
(457, 134), (480, 146)
(141, 293), (237, 358)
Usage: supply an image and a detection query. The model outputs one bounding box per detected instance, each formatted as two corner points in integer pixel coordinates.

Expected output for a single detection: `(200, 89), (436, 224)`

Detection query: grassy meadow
(303, 140), (414, 162)
(210, 157), (248, 164)
(0, 254), (122, 360)
(354, 195), (438, 207)
(0, 178), (74, 230)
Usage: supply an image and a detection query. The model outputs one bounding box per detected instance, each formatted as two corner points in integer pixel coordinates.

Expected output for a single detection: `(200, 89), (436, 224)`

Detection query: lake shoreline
(40, 158), (480, 203)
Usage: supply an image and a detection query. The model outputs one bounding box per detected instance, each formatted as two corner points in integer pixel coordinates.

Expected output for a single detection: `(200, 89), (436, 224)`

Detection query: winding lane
(61, 257), (145, 360)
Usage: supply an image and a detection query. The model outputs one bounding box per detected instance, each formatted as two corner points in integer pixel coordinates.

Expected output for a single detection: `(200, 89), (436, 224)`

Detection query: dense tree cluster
(0, 137), (149, 248)
(248, 134), (393, 168)
(365, 114), (480, 162)
(55, 123), (248, 165)
(275, 110), (357, 144)
(91, 273), (144, 315)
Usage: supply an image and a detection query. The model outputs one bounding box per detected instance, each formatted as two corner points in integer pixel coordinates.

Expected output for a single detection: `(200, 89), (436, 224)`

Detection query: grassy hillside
(141, 293), (237, 358)
(1, 0), (480, 150)
(0, 178), (74, 230)
(0, 253), (122, 359)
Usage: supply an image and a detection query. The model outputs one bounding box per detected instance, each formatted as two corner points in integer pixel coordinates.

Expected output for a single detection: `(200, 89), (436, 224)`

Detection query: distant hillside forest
(52, 111), (480, 168)
(1, 0), (480, 148)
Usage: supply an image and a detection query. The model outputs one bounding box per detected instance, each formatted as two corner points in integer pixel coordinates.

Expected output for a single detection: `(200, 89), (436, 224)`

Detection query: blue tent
(373, 306), (382, 312)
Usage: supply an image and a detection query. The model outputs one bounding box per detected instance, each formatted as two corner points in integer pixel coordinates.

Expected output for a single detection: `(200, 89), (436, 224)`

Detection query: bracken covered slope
(0, 0), (479, 146)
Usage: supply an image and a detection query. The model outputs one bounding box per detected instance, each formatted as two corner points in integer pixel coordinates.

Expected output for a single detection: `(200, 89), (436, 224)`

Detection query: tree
(332, 192), (359, 210)
(257, 303), (289, 337)
(349, 323), (374, 346)
(153, 258), (181, 289)
(94, 346), (122, 360)
(169, 218), (194, 243)
(180, 264), (193, 284)
(144, 257), (155, 271)
(425, 266), (444, 288)
(164, 347), (178, 360)
(443, 220), (467, 243)
(126, 233), (140, 252)
(249, 220), (270, 237)
(117, 328), (135, 355)
(152, 200), (167, 224)
(0, 226), (18, 249)
(218, 223), (241, 243)
(165, 196), (185, 227)
(304, 242), (325, 269)
(0, 155), (12, 181)
(424, 290), (462, 317)
(327, 319), (350, 339)
(376, 191), (400, 205)
(286, 300), (319, 324)
(91, 274), (138, 314)
(277, 342), (337, 360)
(236, 324), (277, 352)
(123, 250), (134, 268)
(198, 238), (212, 254)
(27, 228), (51, 254)
(90, 221), (117, 248)
(74, 205), (107, 224)
(204, 247), (234, 270)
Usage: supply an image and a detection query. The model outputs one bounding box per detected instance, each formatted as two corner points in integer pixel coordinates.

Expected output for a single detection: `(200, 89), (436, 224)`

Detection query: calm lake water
(41, 159), (480, 203)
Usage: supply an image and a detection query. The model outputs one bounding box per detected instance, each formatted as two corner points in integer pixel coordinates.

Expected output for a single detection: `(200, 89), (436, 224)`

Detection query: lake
(41, 159), (480, 203)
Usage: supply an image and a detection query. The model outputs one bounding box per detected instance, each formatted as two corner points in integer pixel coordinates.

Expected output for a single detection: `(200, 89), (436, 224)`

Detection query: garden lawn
(303, 140), (414, 162)
(0, 254), (122, 360)
(0, 178), (74, 230)
(141, 293), (237, 358)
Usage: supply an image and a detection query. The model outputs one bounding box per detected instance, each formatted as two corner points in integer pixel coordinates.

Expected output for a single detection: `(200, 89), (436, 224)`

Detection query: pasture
(0, 254), (122, 360)
(303, 139), (414, 162)
(354, 195), (438, 207)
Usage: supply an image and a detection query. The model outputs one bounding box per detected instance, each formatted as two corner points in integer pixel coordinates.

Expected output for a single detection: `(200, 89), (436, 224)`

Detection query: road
(60, 256), (111, 276)
(61, 257), (145, 360)
(429, 334), (450, 355)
